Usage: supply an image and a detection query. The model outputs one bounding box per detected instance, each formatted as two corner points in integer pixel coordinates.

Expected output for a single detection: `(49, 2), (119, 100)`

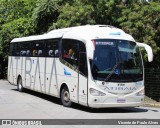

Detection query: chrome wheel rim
(63, 91), (70, 102)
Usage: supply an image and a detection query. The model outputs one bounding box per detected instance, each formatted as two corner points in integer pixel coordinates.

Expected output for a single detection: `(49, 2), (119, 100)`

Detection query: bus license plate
(117, 99), (126, 103)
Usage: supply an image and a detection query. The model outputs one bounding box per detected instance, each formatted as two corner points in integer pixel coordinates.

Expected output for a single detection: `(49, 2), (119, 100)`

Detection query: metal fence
(145, 68), (160, 102)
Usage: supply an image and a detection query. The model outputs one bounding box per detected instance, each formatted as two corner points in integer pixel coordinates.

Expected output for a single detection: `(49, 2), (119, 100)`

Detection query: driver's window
(79, 42), (88, 77)
(61, 39), (79, 67)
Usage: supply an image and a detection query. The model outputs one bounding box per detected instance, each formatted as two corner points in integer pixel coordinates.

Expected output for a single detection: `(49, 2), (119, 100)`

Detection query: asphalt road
(0, 80), (160, 128)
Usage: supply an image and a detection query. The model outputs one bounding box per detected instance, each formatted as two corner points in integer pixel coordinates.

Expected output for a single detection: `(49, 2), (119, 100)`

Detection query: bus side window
(61, 39), (79, 67)
(12, 43), (19, 56)
(26, 50), (30, 56)
(9, 43), (14, 56)
(79, 42), (88, 77)
(21, 42), (31, 57)
(20, 50), (26, 56)
(38, 50), (43, 56)
(15, 43), (21, 56)
(10, 43), (16, 56)
(46, 39), (59, 57)
(48, 50), (54, 56)
(33, 49), (37, 56)
(32, 41), (44, 57)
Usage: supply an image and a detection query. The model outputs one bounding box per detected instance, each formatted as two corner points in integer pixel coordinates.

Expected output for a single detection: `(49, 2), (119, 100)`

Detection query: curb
(144, 103), (160, 108)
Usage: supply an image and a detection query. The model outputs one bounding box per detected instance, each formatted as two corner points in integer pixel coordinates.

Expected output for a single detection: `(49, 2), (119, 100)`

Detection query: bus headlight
(136, 89), (145, 96)
(89, 88), (106, 96)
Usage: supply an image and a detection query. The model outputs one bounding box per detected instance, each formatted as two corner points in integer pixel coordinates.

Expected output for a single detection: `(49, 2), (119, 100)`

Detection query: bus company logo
(64, 68), (71, 76)
(105, 86), (137, 91)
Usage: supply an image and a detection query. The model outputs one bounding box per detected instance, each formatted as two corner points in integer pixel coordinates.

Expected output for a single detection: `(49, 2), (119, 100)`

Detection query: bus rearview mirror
(137, 42), (153, 62)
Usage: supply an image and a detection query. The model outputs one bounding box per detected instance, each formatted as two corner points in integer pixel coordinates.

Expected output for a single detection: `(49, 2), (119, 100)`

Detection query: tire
(60, 86), (72, 107)
(17, 77), (24, 92)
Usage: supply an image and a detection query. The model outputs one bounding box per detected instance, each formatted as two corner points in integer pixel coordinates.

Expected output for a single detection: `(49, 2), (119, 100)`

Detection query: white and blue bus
(8, 25), (153, 108)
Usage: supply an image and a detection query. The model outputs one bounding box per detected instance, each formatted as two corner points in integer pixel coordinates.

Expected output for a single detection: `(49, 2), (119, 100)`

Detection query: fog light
(89, 88), (106, 96)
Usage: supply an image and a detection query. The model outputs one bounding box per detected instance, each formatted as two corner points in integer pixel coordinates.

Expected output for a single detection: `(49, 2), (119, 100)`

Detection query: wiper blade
(104, 63), (119, 82)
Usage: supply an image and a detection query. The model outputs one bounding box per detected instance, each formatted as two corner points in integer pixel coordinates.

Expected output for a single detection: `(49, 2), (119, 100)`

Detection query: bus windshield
(90, 39), (143, 82)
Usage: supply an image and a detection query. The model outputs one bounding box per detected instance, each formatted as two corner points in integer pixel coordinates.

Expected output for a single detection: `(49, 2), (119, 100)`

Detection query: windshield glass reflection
(90, 39), (143, 82)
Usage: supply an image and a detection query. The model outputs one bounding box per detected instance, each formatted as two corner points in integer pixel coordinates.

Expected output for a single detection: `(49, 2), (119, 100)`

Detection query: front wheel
(60, 86), (72, 107)
(17, 77), (24, 92)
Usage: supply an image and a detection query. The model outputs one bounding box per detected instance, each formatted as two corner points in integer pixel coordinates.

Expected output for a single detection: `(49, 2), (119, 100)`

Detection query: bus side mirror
(137, 42), (153, 62)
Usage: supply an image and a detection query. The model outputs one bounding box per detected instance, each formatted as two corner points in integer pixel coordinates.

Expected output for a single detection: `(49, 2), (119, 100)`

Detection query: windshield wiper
(104, 62), (119, 82)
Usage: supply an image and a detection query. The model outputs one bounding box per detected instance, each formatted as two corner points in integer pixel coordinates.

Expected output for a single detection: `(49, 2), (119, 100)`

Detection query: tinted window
(10, 39), (60, 57)
(79, 53), (88, 77)
(61, 39), (79, 67)
(9, 43), (14, 56)
(61, 39), (88, 76)
(32, 41), (45, 57)
(10, 42), (31, 56)
(90, 39), (143, 82)
(45, 39), (59, 57)
(20, 42), (31, 56)
(79, 42), (88, 77)
(14, 43), (21, 56)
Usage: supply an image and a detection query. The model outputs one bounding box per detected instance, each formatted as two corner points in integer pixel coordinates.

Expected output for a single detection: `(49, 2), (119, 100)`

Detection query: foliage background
(0, 0), (160, 78)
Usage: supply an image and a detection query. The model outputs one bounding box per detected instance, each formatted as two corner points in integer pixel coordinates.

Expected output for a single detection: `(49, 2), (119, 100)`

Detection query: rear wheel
(17, 77), (23, 92)
(60, 86), (72, 107)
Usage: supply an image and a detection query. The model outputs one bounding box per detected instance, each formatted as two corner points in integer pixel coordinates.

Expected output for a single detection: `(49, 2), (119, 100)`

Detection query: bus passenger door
(78, 52), (88, 105)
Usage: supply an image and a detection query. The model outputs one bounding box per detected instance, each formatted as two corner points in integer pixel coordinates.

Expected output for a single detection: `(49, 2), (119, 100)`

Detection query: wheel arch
(17, 74), (22, 85)
(60, 83), (69, 97)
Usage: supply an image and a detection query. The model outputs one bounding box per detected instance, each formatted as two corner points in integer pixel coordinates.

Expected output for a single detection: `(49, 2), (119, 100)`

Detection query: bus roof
(11, 25), (135, 43)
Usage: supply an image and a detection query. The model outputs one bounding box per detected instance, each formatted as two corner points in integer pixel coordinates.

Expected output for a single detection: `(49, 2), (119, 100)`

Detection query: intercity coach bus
(8, 25), (153, 108)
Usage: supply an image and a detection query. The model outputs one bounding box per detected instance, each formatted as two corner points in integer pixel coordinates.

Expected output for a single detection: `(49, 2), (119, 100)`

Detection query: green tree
(0, 0), (36, 78)
(54, 0), (95, 29)
(118, 2), (160, 68)
(32, 0), (61, 33)
(53, 0), (122, 29)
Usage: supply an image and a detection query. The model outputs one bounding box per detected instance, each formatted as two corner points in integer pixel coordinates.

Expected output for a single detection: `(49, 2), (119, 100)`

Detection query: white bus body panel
(56, 59), (79, 102)
(78, 74), (88, 106)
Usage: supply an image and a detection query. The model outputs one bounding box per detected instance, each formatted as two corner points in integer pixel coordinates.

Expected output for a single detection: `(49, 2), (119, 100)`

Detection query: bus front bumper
(88, 96), (144, 108)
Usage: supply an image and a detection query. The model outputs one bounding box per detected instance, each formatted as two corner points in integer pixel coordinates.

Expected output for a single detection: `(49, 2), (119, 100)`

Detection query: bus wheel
(60, 86), (72, 107)
(17, 77), (23, 92)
